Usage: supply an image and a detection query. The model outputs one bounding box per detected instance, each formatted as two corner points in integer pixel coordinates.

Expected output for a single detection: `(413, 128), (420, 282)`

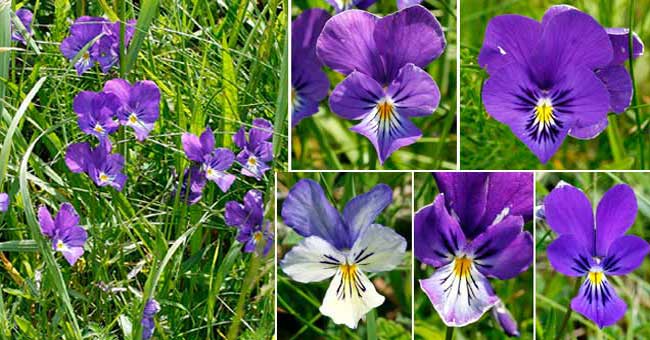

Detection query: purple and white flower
(0, 193), (9, 212)
(73, 90), (120, 139)
(233, 119), (273, 180)
(225, 189), (273, 256)
(182, 127), (236, 193)
(65, 139), (127, 191)
(11, 8), (33, 45)
(104, 79), (161, 141)
(38, 203), (88, 266)
(280, 179), (406, 328)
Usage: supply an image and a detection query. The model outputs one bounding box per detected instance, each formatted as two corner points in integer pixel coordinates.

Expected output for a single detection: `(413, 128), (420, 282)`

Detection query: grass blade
(124, 0), (160, 74)
(273, 30), (288, 160)
(0, 1), (10, 117)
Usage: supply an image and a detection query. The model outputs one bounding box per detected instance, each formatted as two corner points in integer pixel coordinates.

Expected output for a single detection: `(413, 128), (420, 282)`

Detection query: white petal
(349, 224), (407, 273)
(280, 236), (345, 283)
(319, 267), (385, 329)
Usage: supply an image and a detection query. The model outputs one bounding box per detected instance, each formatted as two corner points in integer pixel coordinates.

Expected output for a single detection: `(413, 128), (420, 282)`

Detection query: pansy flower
(0, 192), (8, 212)
(65, 139), (127, 191)
(479, 5), (644, 163)
(38, 203), (88, 266)
(60, 17), (108, 75)
(141, 298), (160, 340)
(73, 90), (120, 139)
(317, 5), (445, 164)
(225, 189), (273, 256)
(415, 173), (533, 330)
(91, 20), (136, 72)
(104, 79), (161, 141)
(182, 127), (236, 192)
(544, 182), (650, 328)
(280, 179), (407, 328)
(326, 0), (421, 12)
(233, 119), (273, 180)
(11, 8), (33, 45)
(173, 166), (206, 205)
(291, 9), (330, 126)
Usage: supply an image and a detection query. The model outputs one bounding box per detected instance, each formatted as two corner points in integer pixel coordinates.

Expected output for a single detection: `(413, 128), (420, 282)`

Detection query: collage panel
(535, 172), (650, 338)
(460, 0), (649, 170)
(291, 1), (457, 170)
(276, 172), (412, 339)
(413, 172), (534, 339)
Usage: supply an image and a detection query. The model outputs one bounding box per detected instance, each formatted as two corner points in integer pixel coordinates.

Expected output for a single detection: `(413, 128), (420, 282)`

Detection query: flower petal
(292, 9), (331, 64)
(387, 64), (440, 117)
(602, 235), (650, 276)
(420, 260), (498, 327)
(544, 183), (595, 253)
(38, 206), (56, 238)
(568, 117), (609, 140)
(181, 132), (206, 162)
(547, 234), (594, 276)
(199, 127), (215, 155)
(493, 299), (520, 337)
(0, 193), (8, 212)
(60, 246), (85, 266)
(349, 224), (406, 273)
(280, 235), (344, 283)
(397, 0), (423, 10)
(281, 179), (351, 249)
(595, 184), (637, 257)
(571, 276), (626, 329)
(55, 203), (80, 231)
(414, 194), (466, 267)
(595, 64), (632, 114)
(481, 172), (534, 226)
(433, 173), (489, 238)
(249, 118), (273, 146)
(478, 14), (542, 74)
(342, 184), (392, 241)
(329, 71), (384, 120)
(292, 60), (329, 126)
(65, 142), (92, 173)
(606, 28), (644, 65)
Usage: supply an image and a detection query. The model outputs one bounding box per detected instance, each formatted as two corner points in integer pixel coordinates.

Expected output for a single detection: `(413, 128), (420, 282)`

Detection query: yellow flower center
(83, 52), (90, 60)
(56, 240), (65, 250)
(377, 100), (394, 121)
(94, 124), (105, 133)
(534, 98), (554, 125)
(453, 256), (472, 278)
(128, 114), (138, 124)
(206, 168), (214, 176)
(248, 157), (257, 166)
(99, 173), (109, 183)
(588, 270), (604, 285)
(253, 231), (264, 242)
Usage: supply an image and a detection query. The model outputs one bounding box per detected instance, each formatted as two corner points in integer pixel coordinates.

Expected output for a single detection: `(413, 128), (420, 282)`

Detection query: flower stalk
(555, 279), (581, 340)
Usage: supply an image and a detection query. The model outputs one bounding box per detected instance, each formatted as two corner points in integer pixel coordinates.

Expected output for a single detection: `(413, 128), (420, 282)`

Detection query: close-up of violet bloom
(225, 189), (273, 256)
(104, 79), (161, 141)
(73, 90), (120, 139)
(11, 8), (33, 45)
(182, 126), (236, 192)
(233, 119), (273, 180)
(479, 5), (644, 163)
(544, 182), (650, 328)
(0, 193), (8, 213)
(38, 203), (88, 266)
(415, 173), (533, 330)
(141, 298), (160, 340)
(317, 5), (445, 164)
(291, 9), (330, 126)
(280, 179), (407, 328)
(65, 139), (127, 191)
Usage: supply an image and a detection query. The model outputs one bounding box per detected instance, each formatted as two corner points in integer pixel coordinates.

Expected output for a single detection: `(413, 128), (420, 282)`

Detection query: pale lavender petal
(397, 0), (422, 10)
(595, 184), (637, 257)
(0, 193), (8, 212)
(414, 194), (466, 267)
(493, 300), (520, 337)
(60, 246), (85, 266)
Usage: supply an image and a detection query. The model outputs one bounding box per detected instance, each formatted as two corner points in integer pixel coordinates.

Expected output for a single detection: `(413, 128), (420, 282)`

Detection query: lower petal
(319, 267), (385, 329)
(207, 171), (236, 192)
(60, 246), (84, 266)
(420, 260), (498, 327)
(571, 276), (627, 329)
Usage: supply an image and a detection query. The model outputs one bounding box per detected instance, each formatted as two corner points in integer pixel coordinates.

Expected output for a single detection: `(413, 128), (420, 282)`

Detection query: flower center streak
(377, 100), (394, 122)
(453, 256), (472, 278)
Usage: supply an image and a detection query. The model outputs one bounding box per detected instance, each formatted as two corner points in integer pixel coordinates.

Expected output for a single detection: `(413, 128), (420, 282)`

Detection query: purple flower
(11, 8), (33, 45)
(544, 182), (650, 328)
(182, 127), (236, 192)
(325, 0), (377, 12)
(317, 6), (445, 164)
(415, 173), (533, 328)
(173, 166), (206, 205)
(225, 190), (273, 256)
(104, 79), (161, 141)
(141, 298), (160, 340)
(291, 9), (331, 126)
(91, 20), (136, 72)
(73, 91), (120, 139)
(38, 203), (88, 266)
(280, 179), (406, 328)
(233, 119), (273, 180)
(479, 5), (644, 163)
(0, 193), (9, 212)
(65, 140), (127, 191)
(492, 299), (520, 337)
(397, 0), (423, 9)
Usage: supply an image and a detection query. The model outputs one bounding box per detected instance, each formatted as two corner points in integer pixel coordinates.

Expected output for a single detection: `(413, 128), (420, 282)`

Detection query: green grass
(291, 0), (457, 170)
(276, 172), (412, 339)
(536, 172), (650, 339)
(0, 0), (286, 338)
(460, 0), (650, 170)
(413, 173), (534, 340)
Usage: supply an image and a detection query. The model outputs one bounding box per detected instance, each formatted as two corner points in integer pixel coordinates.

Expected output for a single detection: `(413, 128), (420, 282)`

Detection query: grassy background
(276, 172), (412, 339)
(0, 0), (286, 338)
(291, 0), (457, 170)
(460, 0), (650, 170)
(536, 172), (650, 339)
(413, 173), (534, 340)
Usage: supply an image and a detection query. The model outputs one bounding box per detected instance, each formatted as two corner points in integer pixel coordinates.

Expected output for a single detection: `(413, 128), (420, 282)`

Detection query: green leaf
(220, 35), (238, 146)
(124, 0), (160, 74)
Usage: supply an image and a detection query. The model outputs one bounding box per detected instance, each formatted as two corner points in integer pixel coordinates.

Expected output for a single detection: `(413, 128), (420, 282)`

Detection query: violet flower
(225, 189), (273, 256)
(104, 79), (161, 141)
(38, 203), (88, 266)
(544, 182), (650, 328)
(325, 0), (376, 12)
(65, 139), (127, 191)
(0, 193), (8, 212)
(317, 5), (445, 164)
(182, 127), (236, 192)
(280, 179), (406, 328)
(415, 173), (533, 329)
(141, 298), (160, 340)
(479, 5), (644, 163)
(173, 166), (206, 205)
(11, 8), (33, 45)
(73, 90), (120, 139)
(233, 119), (273, 180)
(291, 9), (330, 126)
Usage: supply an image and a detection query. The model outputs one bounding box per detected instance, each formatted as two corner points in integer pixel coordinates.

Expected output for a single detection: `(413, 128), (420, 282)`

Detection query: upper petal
(414, 194), (467, 267)
(181, 132), (206, 162)
(103, 78), (131, 104)
(199, 127), (215, 155)
(292, 9), (332, 64)
(433, 172), (489, 238)
(397, 0), (423, 10)
(595, 184), (637, 257)
(602, 235), (650, 276)
(387, 63), (440, 117)
(55, 203), (80, 231)
(249, 118), (274, 146)
(547, 234), (594, 276)
(65, 142), (92, 173)
(38, 206), (56, 238)
(280, 235), (344, 283)
(544, 183), (595, 253)
(349, 224), (406, 273)
(342, 184), (392, 241)
(478, 14), (542, 74)
(481, 172), (533, 226)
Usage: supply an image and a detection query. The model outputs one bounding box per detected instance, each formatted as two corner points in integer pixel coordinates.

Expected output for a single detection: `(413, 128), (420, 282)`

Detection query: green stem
(606, 116), (624, 163)
(556, 279), (582, 340)
(628, 0), (644, 169)
(226, 251), (262, 339)
(445, 326), (454, 340)
(366, 309), (377, 340)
